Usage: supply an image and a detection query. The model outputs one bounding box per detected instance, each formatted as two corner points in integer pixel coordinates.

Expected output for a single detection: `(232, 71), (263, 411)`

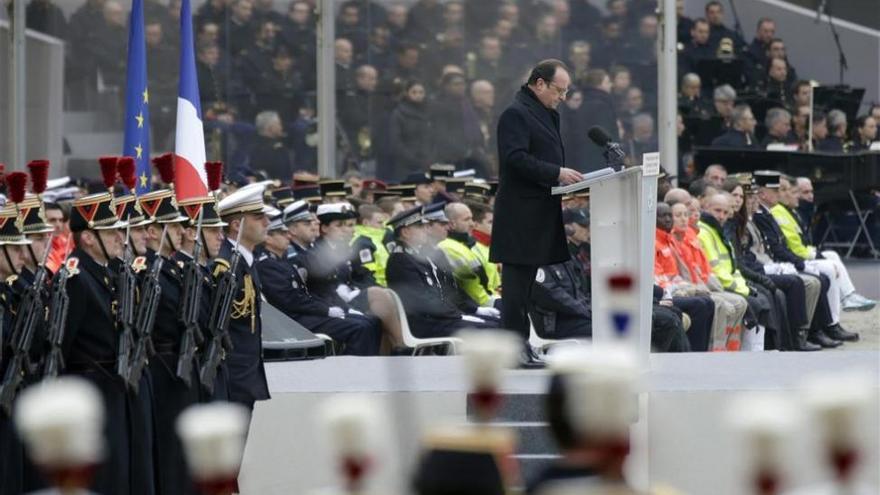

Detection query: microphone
(815, 0), (826, 23)
(587, 125), (626, 163)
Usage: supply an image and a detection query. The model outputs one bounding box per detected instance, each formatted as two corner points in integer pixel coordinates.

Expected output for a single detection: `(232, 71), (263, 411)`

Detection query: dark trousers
(672, 296), (714, 352)
(501, 264), (538, 340)
(809, 273), (833, 329)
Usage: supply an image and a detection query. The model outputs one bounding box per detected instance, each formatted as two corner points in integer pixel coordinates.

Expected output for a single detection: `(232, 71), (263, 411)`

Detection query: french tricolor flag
(173, 0), (208, 200)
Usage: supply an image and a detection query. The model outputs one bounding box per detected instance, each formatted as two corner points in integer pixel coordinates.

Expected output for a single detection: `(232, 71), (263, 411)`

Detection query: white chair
(387, 289), (462, 356)
(528, 315), (584, 355)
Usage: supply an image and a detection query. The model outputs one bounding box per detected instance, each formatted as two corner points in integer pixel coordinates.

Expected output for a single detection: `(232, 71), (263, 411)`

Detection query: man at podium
(490, 59), (584, 368)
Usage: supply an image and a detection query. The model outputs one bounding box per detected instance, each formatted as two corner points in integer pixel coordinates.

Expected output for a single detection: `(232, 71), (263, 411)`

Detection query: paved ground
(835, 305), (880, 351)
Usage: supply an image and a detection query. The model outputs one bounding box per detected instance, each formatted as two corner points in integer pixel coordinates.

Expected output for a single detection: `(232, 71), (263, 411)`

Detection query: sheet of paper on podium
(641, 152), (660, 176)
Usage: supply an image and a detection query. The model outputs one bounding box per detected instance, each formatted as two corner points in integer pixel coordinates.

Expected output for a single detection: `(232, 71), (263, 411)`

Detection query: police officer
(284, 199), (319, 256)
(350, 204), (391, 287)
(257, 212), (382, 356)
(61, 192), (132, 494)
(216, 184), (272, 414)
(299, 202), (403, 352)
(386, 206), (495, 339)
(529, 259), (592, 340)
(138, 188), (199, 495)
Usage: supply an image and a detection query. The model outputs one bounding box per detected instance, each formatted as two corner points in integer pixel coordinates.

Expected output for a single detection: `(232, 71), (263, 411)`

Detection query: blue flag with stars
(122, 0), (151, 194)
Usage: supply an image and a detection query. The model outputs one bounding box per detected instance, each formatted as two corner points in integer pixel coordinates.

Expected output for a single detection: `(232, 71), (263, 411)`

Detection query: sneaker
(842, 293), (876, 311)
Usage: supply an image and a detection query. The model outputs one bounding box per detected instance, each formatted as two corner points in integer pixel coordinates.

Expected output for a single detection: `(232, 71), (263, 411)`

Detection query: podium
(552, 166), (658, 363)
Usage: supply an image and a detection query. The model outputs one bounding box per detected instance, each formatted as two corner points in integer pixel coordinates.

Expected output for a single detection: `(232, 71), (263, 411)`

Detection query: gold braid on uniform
(231, 274), (257, 333)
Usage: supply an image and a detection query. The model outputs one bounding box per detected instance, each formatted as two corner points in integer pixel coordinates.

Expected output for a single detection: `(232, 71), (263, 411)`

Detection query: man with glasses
(491, 59), (583, 368)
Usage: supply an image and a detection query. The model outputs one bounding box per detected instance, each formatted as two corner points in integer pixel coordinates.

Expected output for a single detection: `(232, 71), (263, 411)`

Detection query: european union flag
(122, 0), (151, 194)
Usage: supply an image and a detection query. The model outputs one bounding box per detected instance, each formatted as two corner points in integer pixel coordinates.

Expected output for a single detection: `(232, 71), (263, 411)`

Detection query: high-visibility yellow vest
(351, 224), (390, 286)
(471, 241), (501, 294)
(697, 220), (749, 297)
(770, 204), (816, 260)
(438, 237), (493, 306)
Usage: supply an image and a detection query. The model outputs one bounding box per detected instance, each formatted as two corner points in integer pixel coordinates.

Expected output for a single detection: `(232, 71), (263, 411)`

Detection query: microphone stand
(822, 4), (848, 85)
(726, 0), (746, 47)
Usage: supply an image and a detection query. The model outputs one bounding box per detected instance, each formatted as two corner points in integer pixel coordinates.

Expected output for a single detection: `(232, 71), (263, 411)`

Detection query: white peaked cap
(563, 343), (640, 438)
(217, 181), (273, 216)
(46, 176), (71, 190)
(800, 371), (875, 449)
(318, 395), (385, 459)
(458, 329), (520, 390)
(727, 394), (800, 470)
(176, 403), (250, 480)
(15, 377), (105, 467)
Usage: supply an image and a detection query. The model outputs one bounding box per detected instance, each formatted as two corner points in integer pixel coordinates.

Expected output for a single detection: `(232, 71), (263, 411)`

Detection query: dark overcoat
(490, 86), (569, 266)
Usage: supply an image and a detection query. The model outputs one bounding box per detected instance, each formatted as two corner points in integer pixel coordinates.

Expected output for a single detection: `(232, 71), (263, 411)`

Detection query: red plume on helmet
(205, 161), (223, 191)
(7, 172), (28, 204)
(26, 159), (50, 195)
(118, 156), (137, 191)
(99, 156), (119, 190)
(152, 153), (175, 185)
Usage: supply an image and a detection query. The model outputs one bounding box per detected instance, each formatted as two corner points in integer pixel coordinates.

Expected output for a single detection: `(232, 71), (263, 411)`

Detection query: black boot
(808, 328), (842, 348)
(518, 345), (546, 370)
(796, 329), (822, 351)
(824, 324), (860, 342)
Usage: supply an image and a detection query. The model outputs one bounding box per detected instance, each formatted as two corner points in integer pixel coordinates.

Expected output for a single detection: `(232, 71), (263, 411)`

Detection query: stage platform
(240, 351), (880, 495)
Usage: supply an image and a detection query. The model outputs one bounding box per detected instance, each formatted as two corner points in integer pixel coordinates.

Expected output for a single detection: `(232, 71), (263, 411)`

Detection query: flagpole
(9, 0), (26, 170)
(316, 0), (337, 178)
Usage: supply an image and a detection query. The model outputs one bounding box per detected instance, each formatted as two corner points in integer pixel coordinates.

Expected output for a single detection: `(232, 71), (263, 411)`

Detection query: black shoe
(796, 330), (822, 351)
(808, 329), (842, 348)
(824, 324), (860, 342)
(518, 346), (546, 370)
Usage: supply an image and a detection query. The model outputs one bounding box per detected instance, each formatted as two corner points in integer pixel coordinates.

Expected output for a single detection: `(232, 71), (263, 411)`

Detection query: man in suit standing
(491, 59), (584, 367)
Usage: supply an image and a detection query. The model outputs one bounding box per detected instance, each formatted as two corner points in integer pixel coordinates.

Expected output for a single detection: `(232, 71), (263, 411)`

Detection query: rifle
(199, 218), (245, 394)
(127, 224), (167, 394)
(42, 262), (71, 379)
(176, 207), (205, 387)
(115, 222), (138, 385)
(0, 235), (54, 414)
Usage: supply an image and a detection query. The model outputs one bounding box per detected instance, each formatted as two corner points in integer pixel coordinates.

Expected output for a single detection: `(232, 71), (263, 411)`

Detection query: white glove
(335, 284), (361, 303)
(328, 307), (346, 319)
(347, 308), (364, 316)
(476, 307), (500, 319)
(803, 262), (820, 276)
(461, 315), (486, 324)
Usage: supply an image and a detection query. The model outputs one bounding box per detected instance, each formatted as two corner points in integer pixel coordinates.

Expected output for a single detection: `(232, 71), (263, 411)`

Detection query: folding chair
(388, 289), (461, 356)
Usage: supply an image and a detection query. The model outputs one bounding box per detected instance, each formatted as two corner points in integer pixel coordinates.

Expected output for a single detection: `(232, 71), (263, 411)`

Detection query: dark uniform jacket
(529, 260), (592, 336)
(386, 244), (466, 338)
(491, 86), (569, 266)
(298, 237), (376, 309)
(257, 249), (335, 320)
(215, 240), (269, 407)
(752, 204), (806, 271)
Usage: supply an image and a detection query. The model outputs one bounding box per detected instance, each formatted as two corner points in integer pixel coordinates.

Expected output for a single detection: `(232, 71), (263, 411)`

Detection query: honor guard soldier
(215, 184), (272, 414)
(0, 203), (32, 495)
(311, 395), (390, 495)
(139, 187), (203, 495)
(15, 377), (104, 495)
(177, 195), (231, 401)
(385, 206), (495, 339)
(177, 402), (251, 495)
(257, 212), (382, 355)
(412, 330), (521, 494)
(62, 191), (133, 494)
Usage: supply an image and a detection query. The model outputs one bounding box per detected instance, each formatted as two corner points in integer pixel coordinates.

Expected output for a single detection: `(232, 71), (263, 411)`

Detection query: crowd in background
(17, 0), (878, 185)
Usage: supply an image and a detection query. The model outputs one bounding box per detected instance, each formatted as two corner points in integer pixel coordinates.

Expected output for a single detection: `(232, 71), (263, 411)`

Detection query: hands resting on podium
(558, 167), (584, 185)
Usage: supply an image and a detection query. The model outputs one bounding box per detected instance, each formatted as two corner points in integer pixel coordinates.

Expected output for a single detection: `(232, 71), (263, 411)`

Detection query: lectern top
(551, 166), (644, 196)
